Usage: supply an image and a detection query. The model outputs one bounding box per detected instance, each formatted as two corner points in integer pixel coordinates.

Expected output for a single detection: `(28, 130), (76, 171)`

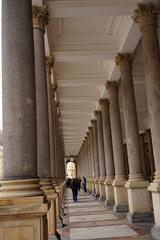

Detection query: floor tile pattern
(60, 189), (153, 240)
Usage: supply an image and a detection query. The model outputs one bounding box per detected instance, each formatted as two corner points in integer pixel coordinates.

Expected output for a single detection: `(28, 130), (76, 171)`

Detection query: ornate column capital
(106, 81), (120, 92)
(32, 5), (49, 31)
(46, 56), (54, 72)
(115, 53), (132, 71)
(94, 110), (101, 116)
(88, 126), (93, 132)
(99, 98), (109, 107)
(132, 3), (158, 30)
(91, 119), (96, 125)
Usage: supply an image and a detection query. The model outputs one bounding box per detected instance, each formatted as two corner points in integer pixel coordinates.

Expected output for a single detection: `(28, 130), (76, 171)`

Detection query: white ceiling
(33, 0), (159, 156)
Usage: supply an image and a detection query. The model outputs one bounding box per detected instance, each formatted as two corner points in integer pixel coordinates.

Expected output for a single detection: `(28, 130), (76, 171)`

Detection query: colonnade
(0, 1), (65, 240)
(77, 3), (160, 239)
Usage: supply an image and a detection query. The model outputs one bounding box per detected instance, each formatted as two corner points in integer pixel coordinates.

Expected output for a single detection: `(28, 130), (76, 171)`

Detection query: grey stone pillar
(2, 0), (38, 183)
(91, 120), (100, 197)
(99, 99), (115, 205)
(51, 85), (57, 182)
(106, 81), (128, 212)
(88, 126), (95, 194)
(32, 6), (51, 184)
(0, 1), (48, 239)
(86, 132), (92, 193)
(116, 53), (152, 222)
(46, 57), (56, 182)
(94, 110), (106, 201)
(133, 4), (160, 235)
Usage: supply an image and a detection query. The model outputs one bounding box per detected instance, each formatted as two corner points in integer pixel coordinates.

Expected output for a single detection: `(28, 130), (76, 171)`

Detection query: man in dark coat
(70, 178), (79, 202)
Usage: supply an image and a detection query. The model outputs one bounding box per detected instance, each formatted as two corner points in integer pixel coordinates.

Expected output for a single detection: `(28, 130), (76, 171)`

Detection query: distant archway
(66, 156), (77, 179)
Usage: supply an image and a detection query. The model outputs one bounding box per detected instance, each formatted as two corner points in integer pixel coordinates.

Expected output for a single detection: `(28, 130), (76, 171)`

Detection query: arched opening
(66, 156), (77, 179)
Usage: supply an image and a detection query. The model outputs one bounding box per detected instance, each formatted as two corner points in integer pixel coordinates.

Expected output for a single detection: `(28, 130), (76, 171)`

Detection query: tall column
(46, 57), (56, 183)
(33, 7), (57, 236)
(51, 85), (57, 183)
(94, 111), (106, 201)
(106, 81), (128, 212)
(88, 126), (95, 194)
(99, 99), (115, 206)
(116, 53), (152, 222)
(32, 6), (51, 185)
(86, 132), (92, 193)
(133, 4), (160, 237)
(91, 120), (100, 197)
(0, 1), (48, 240)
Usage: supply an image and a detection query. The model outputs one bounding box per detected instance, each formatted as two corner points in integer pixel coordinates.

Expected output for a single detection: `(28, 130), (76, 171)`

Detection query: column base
(148, 181), (160, 236)
(127, 212), (154, 223)
(151, 224), (160, 240)
(126, 180), (153, 223)
(113, 179), (128, 212)
(99, 177), (106, 201)
(0, 179), (49, 240)
(40, 179), (58, 236)
(105, 178), (114, 206)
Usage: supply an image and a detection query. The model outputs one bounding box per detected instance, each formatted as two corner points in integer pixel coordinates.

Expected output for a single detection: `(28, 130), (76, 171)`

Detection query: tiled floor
(60, 189), (153, 240)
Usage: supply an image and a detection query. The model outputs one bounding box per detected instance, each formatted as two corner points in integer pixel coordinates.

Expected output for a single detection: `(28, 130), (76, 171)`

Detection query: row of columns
(77, 3), (160, 239)
(0, 1), (65, 240)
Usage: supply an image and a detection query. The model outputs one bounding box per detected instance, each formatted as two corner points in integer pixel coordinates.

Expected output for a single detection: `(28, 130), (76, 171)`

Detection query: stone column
(51, 85), (57, 183)
(88, 126), (95, 194)
(46, 57), (56, 184)
(33, 6), (58, 236)
(91, 120), (100, 197)
(86, 132), (92, 193)
(116, 53), (152, 222)
(106, 81), (128, 212)
(0, 1), (49, 239)
(94, 111), (106, 201)
(133, 3), (160, 236)
(99, 99), (115, 206)
(32, 5), (51, 185)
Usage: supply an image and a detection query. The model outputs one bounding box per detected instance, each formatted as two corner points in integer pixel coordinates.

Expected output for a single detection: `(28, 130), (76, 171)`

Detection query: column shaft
(33, 6), (50, 179)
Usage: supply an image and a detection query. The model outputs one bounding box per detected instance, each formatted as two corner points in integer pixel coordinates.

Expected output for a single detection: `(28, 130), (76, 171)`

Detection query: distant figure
(82, 176), (87, 192)
(66, 178), (71, 188)
(77, 177), (82, 191)
(70, 178), (79, 202)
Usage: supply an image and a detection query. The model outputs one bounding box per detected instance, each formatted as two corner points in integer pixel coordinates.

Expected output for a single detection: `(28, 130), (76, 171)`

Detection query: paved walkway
(60, 189), (153, 240)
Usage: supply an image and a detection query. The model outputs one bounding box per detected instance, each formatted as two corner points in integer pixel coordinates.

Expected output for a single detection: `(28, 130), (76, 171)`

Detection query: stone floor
(58, 189), (154, 240)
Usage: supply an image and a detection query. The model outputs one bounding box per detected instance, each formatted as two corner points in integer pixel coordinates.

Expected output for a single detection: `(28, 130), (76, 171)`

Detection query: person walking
(78, 177), (82, 191)
(82, 176), (87, 192)
(70, 178), (79, 202)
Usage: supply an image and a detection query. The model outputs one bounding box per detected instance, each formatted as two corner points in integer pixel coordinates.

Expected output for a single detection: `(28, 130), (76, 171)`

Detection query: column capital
(115, 53), (132, 71)
(99, 98), (109, 107)
(94, 110), (101, 116)
(106, 81), (120, 91)
(88, 126), (93, 131)
(32, 5), (49, 31)
(46, 56), (54, 71)
(132, 3), (158, 30)
(91, 119), (96, 125)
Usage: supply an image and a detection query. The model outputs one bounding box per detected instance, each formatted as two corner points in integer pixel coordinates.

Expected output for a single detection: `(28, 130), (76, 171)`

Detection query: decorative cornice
(46, 56), (54, 70)
(32, 5), (49, 31)
(132, 3), (158, 30)
(115, 53), (132, 71)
